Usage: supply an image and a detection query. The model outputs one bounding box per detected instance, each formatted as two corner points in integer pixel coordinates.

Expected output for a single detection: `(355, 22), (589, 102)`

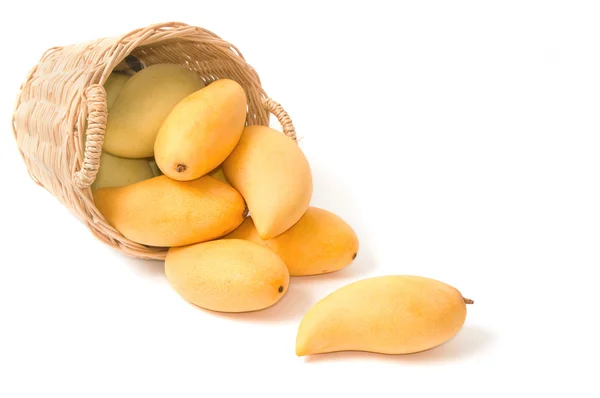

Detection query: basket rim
(13, 21), (297, 260)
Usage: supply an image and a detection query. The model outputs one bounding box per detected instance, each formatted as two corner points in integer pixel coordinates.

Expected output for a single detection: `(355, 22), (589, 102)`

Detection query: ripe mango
(154, 79), (246, 181)
(224, 207), (358, 276)
(93, 175), (246, 247)
(103, 64), (205, 158)
(91, 151), (154, 190)
(223, 126), (312, 239)
(103, 73), (130, 109)
(296, 275), (473, 356)
(166, 239), (289, 312)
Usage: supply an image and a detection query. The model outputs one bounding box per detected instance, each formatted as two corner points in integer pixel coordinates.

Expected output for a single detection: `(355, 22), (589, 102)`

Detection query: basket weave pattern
(12, 22), (296, 260)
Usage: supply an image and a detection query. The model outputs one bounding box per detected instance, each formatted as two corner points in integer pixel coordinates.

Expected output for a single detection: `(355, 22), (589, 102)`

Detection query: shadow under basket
(12, 22), (297, 260)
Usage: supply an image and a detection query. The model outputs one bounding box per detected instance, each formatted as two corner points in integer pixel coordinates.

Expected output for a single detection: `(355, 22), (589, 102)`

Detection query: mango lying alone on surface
(166, 239), (289, 312)
(154, 79), (246, 181)
(224, 207), (358, 276)
(93, 175), (246, 247)
(223, 125), (312, 239)
(296, 275), (473, 356)
(103, 64), (205, 158)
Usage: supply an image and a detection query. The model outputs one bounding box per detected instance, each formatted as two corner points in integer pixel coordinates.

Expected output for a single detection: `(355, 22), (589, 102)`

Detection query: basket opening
(14, 24), (280, 260)
(123, 40), (269, 127)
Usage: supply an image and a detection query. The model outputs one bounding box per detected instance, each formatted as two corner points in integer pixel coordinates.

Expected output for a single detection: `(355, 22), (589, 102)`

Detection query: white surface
(1, 1), (599, 397)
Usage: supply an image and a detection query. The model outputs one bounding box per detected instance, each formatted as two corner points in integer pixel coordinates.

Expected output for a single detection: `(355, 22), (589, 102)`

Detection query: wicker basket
(12, 22), (297, 260)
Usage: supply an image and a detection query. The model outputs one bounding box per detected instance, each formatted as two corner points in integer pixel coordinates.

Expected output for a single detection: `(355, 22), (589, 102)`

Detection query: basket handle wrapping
(73, 84), (107, 189)
(73, 91), (296, 189)
(263, 97), (297, 142)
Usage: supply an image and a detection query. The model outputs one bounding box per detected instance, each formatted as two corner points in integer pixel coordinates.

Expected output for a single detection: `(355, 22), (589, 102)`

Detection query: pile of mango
(92, 63), (472, 357)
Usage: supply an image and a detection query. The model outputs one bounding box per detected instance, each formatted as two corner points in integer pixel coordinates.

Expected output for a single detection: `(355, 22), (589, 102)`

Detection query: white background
(1, 1), (599, 397)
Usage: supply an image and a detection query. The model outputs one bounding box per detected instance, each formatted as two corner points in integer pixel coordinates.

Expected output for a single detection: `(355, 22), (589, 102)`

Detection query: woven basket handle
(263, 98), (297, 142)
(73, 84), (107, 189)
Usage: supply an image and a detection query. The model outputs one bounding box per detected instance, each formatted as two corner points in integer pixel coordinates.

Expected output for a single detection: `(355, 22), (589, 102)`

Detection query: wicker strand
(73, 84), (107, 189)
(13, 22), (298, 259)
(263, 98), (297, 142)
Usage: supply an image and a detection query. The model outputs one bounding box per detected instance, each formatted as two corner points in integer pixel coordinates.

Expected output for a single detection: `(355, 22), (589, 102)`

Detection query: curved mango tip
(295, 343), (307, 357)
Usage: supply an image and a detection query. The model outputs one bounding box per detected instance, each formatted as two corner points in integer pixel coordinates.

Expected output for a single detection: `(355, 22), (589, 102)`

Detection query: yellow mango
(154, 79), (246, 181)
(91, 151), (154, 190)
(103, 64), (205, 158)
(224, 207), (359, 276)
(166, 239), (289, 312)
(296, 275), (473, 356)
(223, 126), (312, 239)
(93, 175), (246, 247)
(103, 73), (130, 109)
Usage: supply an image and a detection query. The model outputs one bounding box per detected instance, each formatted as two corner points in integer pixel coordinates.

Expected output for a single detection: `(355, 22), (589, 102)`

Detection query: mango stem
(463, 297), (474, 304)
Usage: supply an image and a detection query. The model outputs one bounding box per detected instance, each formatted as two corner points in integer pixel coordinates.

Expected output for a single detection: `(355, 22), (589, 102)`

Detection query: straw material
(12, 22), (297, 260)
